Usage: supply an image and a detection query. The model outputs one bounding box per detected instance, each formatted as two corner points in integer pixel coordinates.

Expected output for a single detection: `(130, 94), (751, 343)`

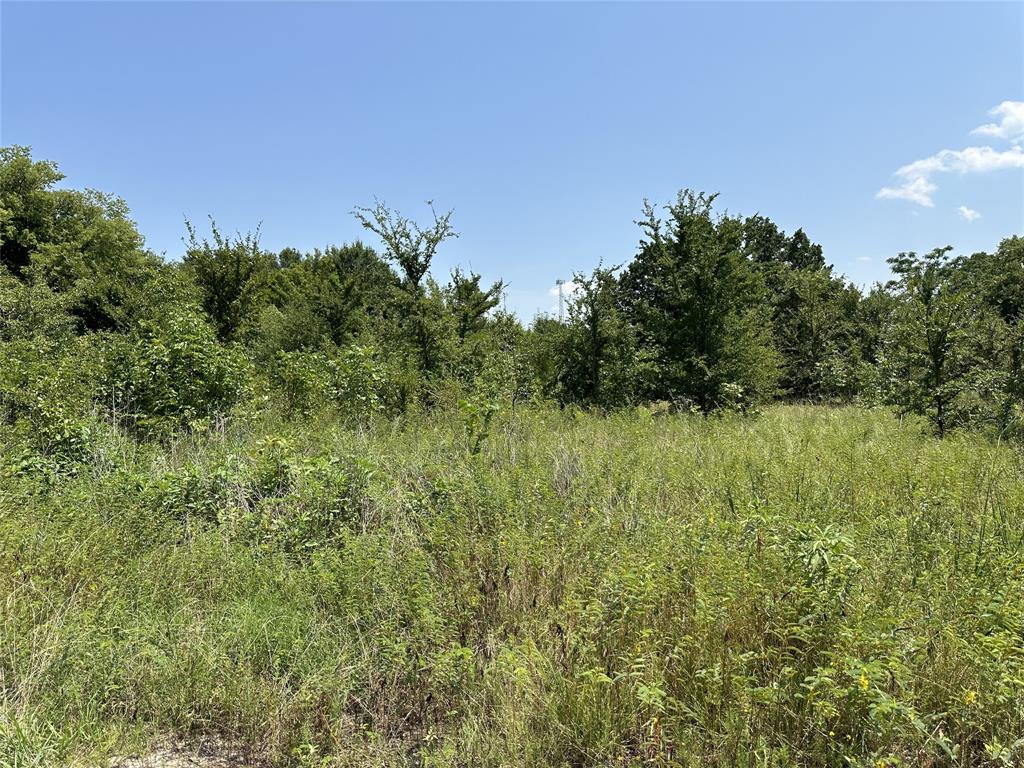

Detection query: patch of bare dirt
(109, 737), (265, 768)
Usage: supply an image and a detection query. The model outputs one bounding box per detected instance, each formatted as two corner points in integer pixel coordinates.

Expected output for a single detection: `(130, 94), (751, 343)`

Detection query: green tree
(989, 237), (1024, 419)
(183, 218), (270, 342)
(959, 236), (1024, 433)
(783, 228), (826, 271)
(0, 268), (76, 342)
(525, 314), (571, 402)
(255, 242), (400, 358)
(0, 146), (63, 277)
(881, 247), (978, 436)
(352, 200), (458, 375)
(32, 190), (158, 330)
(742, 215), (849, 400)
(352, 199), (456, 292)
(102, 304), (250, 436)
(620, 191), (780, 411)
(772, 268), (862, 399)
(557, 266), (647, 407)
(1, 146), (159, 330)
(742, 214), (789, 265)
(446, 268), (503, 342)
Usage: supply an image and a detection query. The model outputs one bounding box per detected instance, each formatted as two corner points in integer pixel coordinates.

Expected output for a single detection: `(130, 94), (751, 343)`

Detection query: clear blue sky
(3, 1), (1022, 318)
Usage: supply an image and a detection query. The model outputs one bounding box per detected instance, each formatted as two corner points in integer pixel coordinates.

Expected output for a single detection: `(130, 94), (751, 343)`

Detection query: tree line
(1, 145), (1021, 457)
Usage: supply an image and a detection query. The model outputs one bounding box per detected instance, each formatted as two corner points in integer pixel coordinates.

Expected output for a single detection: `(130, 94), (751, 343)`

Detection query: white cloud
(878, 101), (1024, 207)
(877, 176), (938, 207)
(957, 205), (980, 222)
(856, 256), (872, 262)
(971, 100), (1024, 143)
(900, 145), (1024, 176)
(877, 144), (1024, 207)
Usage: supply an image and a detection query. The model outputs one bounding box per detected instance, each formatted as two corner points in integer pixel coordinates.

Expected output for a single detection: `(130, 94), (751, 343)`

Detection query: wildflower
(859, 671), (869, 691)
(965, 690), (977, 705)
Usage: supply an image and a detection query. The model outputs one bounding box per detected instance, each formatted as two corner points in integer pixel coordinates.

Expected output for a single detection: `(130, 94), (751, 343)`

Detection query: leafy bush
(101, 306), (250, 437)
(270, 345), (389, 422)
(0, 336), (101, 459)
(146, 437), (374, 554)
(0, 269), (77, 342)
(270, 349), (334, 416)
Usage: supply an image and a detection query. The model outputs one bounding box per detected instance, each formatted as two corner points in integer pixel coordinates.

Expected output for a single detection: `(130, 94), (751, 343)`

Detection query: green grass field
(2, 406), (1023, 767)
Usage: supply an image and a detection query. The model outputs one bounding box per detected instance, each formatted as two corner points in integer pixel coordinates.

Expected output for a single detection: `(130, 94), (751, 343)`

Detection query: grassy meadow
(2, 405), (1023, 767)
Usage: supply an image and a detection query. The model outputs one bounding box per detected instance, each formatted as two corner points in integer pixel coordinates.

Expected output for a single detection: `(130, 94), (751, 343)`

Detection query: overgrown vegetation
(3, 408), (1024, 767)
(1, 146), (1023, 766)
(3, 146), (1022, 436)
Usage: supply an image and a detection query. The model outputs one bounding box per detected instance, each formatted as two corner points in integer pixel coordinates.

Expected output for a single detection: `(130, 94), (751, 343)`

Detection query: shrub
(101, 306), (250, 437)
(0, 269), (77, 342)
(0, 336), (101, 460)
(270, 350), (334, 417)
(270, 346), (390, 422)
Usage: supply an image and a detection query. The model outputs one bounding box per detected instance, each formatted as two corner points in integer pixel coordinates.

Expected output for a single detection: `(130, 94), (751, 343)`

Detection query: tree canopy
(2, 145), (1021, 440)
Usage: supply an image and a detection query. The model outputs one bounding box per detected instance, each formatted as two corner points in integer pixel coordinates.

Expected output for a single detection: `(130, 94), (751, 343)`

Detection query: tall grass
(1, 405), (1022, 766)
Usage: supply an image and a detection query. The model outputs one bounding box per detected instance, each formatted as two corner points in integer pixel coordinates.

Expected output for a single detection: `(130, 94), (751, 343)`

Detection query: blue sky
(3, 1), (1022, 318)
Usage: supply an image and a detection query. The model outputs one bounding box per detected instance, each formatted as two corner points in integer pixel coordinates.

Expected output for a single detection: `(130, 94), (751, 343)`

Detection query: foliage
(270, 346), (390, 423)
(5, 146), (1019, 434)
(352, 199), (457, 291)
(619, 190), (780, 411)
(3, 145), (1024, 767)
(446, 267), (503, 342)
(253, 242), (399, 359)
(0, 145), (65, 276)
(771, 268), (861, 400)
(0, 268), (77, 342)
(3, 407), (1024, 766)
(183, 218), (270, 342)
(555, 265), (652, 407)
(962, 236), (1024, 436)
(351, 200), (463, 378)
(100, 305), (250, 437)
(1, 145), (159, 331)
(879, 247), (986, 436)
(0, 335), (101, 459)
